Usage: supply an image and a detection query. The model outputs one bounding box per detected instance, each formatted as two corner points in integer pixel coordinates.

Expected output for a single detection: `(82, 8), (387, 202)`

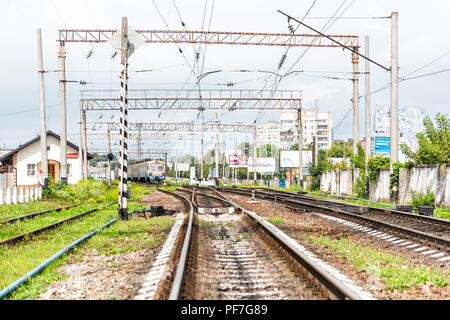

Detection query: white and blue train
(128, 160), (166, 183)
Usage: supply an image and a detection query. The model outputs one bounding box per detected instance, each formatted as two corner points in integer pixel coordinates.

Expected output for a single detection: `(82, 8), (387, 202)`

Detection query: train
(128, 160), (166, 183)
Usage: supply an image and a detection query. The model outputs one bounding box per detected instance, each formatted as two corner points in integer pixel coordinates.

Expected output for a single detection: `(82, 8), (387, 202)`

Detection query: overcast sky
(0, 0), (448, 159)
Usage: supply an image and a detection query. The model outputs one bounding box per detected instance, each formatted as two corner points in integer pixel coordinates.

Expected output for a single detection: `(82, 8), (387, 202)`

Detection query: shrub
(353, 175), (366, 198)
(410, 188), (435, 207)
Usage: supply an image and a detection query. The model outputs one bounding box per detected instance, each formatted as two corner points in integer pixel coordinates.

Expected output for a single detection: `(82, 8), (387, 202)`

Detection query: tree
(308, 149), (332, 191)
(289, 143), (312, 151)
(350, 142), (365, 170)
(400, 113), (450, 165)
(327, 141), (353, 158)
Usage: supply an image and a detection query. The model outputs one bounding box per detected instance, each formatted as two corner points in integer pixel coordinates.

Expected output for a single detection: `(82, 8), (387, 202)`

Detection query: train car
(128, 160), (166, 183)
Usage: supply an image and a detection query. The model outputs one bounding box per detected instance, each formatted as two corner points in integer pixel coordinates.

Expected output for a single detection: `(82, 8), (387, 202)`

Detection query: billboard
(248, 157), (276, 173)
(280, 150), (312, 168)
(175, 163), (190, 171)
(374, 136), (390, 157)
(228, 155), (248, 167)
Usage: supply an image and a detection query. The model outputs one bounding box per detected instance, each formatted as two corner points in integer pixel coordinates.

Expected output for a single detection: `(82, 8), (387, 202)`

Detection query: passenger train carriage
(129, 160), (165, 183)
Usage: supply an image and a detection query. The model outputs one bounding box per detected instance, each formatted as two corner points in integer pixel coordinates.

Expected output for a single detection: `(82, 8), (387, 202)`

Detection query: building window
(27, 164), (36, 176)
(67, 164), (72, 176)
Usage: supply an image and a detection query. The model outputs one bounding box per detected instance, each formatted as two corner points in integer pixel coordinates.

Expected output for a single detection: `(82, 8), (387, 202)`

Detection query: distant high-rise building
(254, 121), (280, 147)
(279, 110), (333, 150)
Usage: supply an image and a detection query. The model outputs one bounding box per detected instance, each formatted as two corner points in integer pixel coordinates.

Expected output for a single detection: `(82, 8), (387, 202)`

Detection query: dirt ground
(226, 193), (450, 300)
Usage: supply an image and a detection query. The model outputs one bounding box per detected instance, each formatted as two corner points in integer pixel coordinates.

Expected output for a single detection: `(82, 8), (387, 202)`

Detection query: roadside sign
(279, 180), (286, 188)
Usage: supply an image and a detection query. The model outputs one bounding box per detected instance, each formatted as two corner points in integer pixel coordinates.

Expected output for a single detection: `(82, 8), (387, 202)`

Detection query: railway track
(0, 202), (116, 246)
(158, 187), (364, 300)
(215, 187), (450, 254)
(0, 204), (81, 225)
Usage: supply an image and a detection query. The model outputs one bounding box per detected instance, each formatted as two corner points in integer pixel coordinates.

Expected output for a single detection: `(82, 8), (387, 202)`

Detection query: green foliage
(43, 179), (117, 203)
(327, 141), (353, 158)
(308, 149), (332, 191)
(353, 175), (366, 198)
(350, 142), (365, 170)
(389, 161), (414, 193)
(410, 188), (435, 207)
(400, 113), (450, 165)
(367, 156), (390, 183)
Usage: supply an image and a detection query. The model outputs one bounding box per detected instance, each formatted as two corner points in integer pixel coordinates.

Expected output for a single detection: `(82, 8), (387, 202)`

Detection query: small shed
(0, 131), (92, 187)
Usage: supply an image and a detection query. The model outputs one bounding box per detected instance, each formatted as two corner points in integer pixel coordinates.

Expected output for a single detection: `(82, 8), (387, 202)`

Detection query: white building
(279, 110), (333, 150)
(254, 121), (280, 147)
(0, 131), (92, 187)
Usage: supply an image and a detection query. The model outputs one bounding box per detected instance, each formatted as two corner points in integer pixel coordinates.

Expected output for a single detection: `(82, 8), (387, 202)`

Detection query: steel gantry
(60, 25), (361, 192)
(79, 89), (303, 111)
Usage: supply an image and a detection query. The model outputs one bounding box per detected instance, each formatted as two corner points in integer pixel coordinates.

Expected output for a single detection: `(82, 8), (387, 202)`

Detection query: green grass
(1, 202), (158, 300)
(304, 235), (449, 290)
(434, 207), (450, 220)
(0, 204), (98, 241)
(266, 217), (286, 224)
(0, 199), (72, 221)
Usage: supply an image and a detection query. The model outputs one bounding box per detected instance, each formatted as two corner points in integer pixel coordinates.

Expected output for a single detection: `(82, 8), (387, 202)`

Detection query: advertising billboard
(280, 150), (312, 168)
(374, 136), (390, 157)
(228, 155), (248, 167)
(175, 163), (190, 171)
(248, 157), (276, 173)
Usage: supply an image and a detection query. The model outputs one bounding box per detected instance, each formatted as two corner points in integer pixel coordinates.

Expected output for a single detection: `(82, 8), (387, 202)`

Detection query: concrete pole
(118, 17), (129, 220)
(79, 102), (84, 179)
(352, 48), (360, 155)
(175, 149), (178, 180)
(297, 106), (303, 187)
(215, 113), (219, 179)
(59, 42), (68, 185)
(37, 29), (48, 189)
(82, 110), (88, 179)
(200, 111), (204, 179)
(253, 125), (257, 184)
(390, 12), (399, 167)
(314, 99), (318, 163)
(364, 36), (371, 165)
(107, 128), (111, 186)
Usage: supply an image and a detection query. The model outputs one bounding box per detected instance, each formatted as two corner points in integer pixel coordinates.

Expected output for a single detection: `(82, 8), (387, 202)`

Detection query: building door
(48, 163), (56, 184)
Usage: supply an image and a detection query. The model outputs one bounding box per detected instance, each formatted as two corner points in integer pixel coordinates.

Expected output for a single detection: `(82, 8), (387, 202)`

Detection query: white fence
(320, 165), (450, 207)
(0, 174), (42, 205)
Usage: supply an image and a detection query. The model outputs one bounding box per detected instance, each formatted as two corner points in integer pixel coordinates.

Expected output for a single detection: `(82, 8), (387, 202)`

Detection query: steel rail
(0, 202), (116, 246)
(209, 187), (361, 300)
(0, 204), (81, 225)
(219, 188), (450, 252)
(250, 188), (450, 235)
(157, 189), (194, 300)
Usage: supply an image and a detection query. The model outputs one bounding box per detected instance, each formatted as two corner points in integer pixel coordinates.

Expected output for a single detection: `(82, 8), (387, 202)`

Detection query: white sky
(0, 0), (449, 159)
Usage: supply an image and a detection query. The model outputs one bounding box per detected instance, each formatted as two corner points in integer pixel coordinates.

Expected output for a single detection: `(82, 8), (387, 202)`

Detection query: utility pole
(314, 99), (318, 164)
(390, 12), (399, 167)
(37, 28), (48, 190)
(253, 125), (257, 184)
(107, 128), (111, 186)
(118, 17), (129, 220)
(200, 109), (204, 180)
(365, 35), (371, 166)
(137, 125), (142, 162)
(297, 106), (303, 187)
(352, 49), (360, 155)
(79, 103), (84, 179)
(215, 113), (219, 180)
(175, 149), (178, 180)
(82, 110), (88, 179)
(59, 41), (68, 185)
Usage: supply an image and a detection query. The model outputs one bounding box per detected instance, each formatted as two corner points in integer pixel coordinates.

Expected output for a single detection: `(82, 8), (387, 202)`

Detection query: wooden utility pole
(37, 28), (48, 189)
(118, 17), (129, 220)
(59, 42), (68, 185)
(365, 36), (371, 167)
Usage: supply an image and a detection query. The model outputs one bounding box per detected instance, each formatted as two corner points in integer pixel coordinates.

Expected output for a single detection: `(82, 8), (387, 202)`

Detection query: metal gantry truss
(86, 121), (254, 133)
(80, 89), (302, 111)
(58, 29), (360, 48)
